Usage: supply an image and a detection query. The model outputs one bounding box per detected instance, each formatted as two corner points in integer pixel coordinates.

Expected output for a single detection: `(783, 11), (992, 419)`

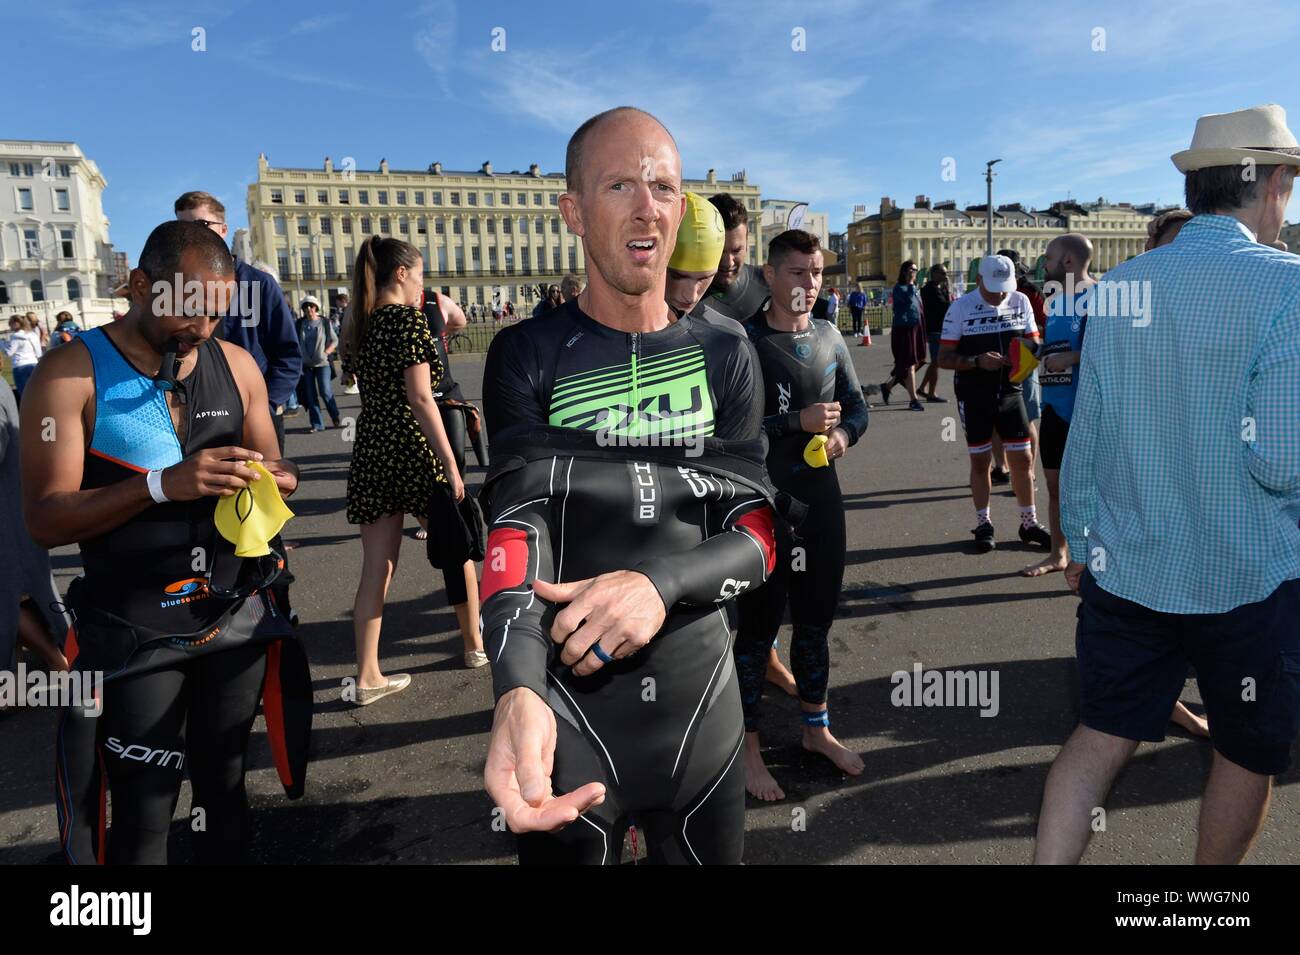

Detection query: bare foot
(1170, 701), (1210, 738)
(801, 725), (865, 776)
(743, 733), (785, 801)
(1021, 555), (1068, 577)
(765, 650), (798, 697)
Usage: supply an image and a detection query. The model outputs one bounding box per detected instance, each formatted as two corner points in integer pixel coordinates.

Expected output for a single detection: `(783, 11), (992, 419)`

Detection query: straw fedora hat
(1172, 104), (1300, 172)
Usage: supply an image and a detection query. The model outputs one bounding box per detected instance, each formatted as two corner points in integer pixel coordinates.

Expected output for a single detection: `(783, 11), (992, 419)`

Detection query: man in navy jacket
(174, 191), (302, 452)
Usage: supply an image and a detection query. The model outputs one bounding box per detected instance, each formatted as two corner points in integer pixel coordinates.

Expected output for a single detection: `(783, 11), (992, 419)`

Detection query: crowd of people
(2, 101), (1298, 867)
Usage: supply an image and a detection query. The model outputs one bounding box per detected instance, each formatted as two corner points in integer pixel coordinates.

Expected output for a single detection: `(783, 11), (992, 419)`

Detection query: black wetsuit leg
(100, 665), (189, 865)
(735, 525), (792, 731)
(516, 716), (625, 866)
(438, 402), (468, 474)
(786, 471), (845, 707)
(518, 673), (746, 866)
(98, 643), (267, 865)
(734, 468), (846, 720)
(186, 641), (268, 864)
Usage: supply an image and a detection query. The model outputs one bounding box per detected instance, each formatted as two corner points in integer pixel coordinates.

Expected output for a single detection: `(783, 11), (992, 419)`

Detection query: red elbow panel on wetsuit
(480, 528), (531, 603)
(736, 507), (777, 575)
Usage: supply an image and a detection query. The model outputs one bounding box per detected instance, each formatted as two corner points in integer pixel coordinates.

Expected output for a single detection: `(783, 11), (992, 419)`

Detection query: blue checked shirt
(1061, 214), (1300, 614)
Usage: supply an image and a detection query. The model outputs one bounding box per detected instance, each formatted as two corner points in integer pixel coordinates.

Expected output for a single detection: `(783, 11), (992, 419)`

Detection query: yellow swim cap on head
(669, 192), (726, 274)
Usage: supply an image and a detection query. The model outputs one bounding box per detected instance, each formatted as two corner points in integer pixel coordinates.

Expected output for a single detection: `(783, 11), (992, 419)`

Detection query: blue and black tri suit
(735, 308), (868, 730)
(481, 300), (782, 864)
(55, 327), (309, 865)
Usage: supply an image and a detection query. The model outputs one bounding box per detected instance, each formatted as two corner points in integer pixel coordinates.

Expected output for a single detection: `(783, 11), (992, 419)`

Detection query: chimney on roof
(529, 163), (540, 177)
(914, 194), (931, 209)
(482, 161), (493, 176)
(881, 197), (894, 213)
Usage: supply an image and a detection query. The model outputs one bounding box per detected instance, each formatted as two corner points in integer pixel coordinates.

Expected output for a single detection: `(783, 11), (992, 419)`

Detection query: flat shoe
(464, 650), (489, 669)
(355, 673), (412, 706)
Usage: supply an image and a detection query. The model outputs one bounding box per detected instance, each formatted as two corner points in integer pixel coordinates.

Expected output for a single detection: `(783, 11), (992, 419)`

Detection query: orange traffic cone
(860, 325), (872, 346)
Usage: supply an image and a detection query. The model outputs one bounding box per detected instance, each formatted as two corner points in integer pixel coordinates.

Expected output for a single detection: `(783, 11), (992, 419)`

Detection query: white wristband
(146, 468), (170, 504)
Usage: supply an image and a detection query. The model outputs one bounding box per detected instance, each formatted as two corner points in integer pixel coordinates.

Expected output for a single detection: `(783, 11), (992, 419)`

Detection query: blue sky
(7, 0), (1300, 261)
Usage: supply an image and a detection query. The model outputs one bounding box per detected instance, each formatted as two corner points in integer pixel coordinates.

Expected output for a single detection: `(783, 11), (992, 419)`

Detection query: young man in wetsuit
(22, 221), (300, 864)
(480, 107), (779, 864)
(735, 229), (869, 801)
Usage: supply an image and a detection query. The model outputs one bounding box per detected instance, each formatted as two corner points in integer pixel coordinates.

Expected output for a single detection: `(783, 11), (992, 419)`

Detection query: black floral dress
(345, 303), (446, 525)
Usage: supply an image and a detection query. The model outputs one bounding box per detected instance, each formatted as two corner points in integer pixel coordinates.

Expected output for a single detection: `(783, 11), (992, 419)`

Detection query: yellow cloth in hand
(214, 461), (294, 557)
(1009, 338), (1040, 383)
(803, 433), (830, 468)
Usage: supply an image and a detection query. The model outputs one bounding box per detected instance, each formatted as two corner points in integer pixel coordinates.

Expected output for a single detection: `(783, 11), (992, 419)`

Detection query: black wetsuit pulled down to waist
(55, 329), (308, 866)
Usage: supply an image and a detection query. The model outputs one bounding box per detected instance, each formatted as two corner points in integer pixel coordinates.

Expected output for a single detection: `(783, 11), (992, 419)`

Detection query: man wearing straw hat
(1036, 105), (1300, 864)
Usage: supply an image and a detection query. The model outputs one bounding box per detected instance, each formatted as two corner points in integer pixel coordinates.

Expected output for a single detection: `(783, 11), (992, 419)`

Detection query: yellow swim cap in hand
(669, 192), (726, 273)
(215, 461), (295, 557)
(803, 434), (830, 469)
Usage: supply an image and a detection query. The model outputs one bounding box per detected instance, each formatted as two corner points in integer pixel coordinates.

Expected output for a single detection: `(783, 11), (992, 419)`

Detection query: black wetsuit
(693, 263), (769, 324)
(55, 328), (307, 865)
(481, 300), (779, 864)
(734, 311), (868, 729)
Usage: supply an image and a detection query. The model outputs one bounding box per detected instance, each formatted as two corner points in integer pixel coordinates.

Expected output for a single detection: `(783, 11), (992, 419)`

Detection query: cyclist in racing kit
(22, 222), (307, 864)
(938, 255), (1052, 553)
(480, 107), (780, 865)
(735, 229), (869, 801)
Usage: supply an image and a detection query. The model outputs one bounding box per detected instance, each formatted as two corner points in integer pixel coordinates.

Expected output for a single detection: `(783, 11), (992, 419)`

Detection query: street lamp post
(23, 218), (57, 329)
(985, 159), (1002, 256)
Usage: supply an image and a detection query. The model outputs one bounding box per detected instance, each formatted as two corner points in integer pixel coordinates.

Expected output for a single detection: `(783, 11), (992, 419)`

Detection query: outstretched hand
(484, 687), (605, 832)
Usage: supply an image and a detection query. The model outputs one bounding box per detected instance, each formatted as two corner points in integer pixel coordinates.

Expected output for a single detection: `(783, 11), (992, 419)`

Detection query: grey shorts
(1022, 369), (1042, 422)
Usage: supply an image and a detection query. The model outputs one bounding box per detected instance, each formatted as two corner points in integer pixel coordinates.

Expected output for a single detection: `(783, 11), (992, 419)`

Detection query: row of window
(269, 187), (563, 208)
(273, 215), (573, 238)
(0, 277), (82, 304)
(14, 226), (78, 258)
(6, 162), (72, 178)
(275, 245), (579, 277)
(13, 186), (72, 212)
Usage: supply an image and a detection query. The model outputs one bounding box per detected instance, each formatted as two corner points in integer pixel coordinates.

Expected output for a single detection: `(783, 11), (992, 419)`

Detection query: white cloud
(289, 13), (348, 35)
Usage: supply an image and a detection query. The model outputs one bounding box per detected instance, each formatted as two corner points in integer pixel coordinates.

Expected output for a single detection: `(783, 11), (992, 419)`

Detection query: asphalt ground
(2, 332), (1297, 865)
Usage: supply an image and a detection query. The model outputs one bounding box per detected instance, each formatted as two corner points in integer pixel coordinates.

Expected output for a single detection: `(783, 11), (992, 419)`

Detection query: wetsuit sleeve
(483, 326), (548, 437)
(481, 466), (558, 703)
(833, 336), (868, 446)
(634, 494), (776, 608)
(712, 335), (764, 441)
(1244, 290), (1300, 495)
(1060, 334), (1101, 565)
